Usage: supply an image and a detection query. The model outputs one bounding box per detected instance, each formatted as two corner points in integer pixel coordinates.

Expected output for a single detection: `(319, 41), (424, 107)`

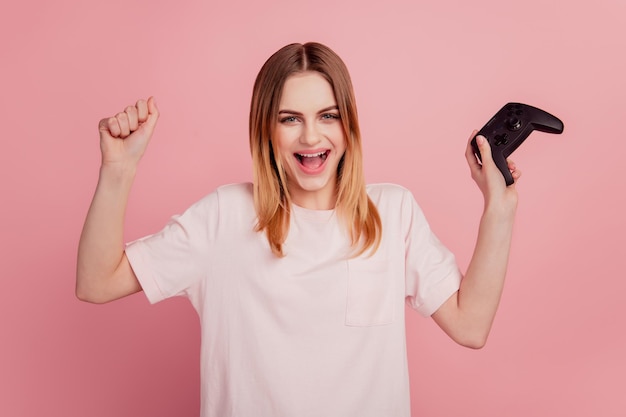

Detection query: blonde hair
(249, 42), (381, 257)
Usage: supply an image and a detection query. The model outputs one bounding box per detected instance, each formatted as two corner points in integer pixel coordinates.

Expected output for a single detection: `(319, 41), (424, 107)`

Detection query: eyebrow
(278, 105), (339, 116)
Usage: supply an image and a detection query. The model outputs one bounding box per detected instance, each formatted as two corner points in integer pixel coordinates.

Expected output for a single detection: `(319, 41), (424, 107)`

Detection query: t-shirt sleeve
(124, 191), (219, 304)
(402, 191), (462, 317)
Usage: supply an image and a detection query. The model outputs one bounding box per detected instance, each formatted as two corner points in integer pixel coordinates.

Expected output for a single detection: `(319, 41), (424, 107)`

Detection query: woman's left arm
(431, 131), (521, 349)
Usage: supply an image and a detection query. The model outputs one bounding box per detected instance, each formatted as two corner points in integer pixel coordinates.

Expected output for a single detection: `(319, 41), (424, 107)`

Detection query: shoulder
(190, 182), (251, 203)
(366, 183), (414, 208)
(215, 182), (254, 204)
(214, 182), (256, 224)
(366, 182), (411, 196)
(184, 182), (255, 221)
(175, 183), (256, 238)
(366, 183), (428, 227)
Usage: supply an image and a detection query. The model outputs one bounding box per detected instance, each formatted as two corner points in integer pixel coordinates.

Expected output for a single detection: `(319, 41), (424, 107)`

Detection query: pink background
(1, 0), (624, 415)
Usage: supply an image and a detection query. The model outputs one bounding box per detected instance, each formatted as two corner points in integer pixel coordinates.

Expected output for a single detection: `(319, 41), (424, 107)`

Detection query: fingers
(474, 134), (493, 164)
(465, 130), (481, 167)
(115, 111), (131, 137)
(125, 105), (138, 131)
(98, 97), (158, 139)
(136, 99), (148, 123)
(99, 117), (119, 138)
(140, 96), (159, 135)
(465, 130), (495, 177)
(507, 159), (522, 181)
(147, 96), (159, 120)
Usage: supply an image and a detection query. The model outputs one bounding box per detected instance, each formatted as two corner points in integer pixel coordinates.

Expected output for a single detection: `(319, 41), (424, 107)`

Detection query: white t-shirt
(125, 182), (461, 417)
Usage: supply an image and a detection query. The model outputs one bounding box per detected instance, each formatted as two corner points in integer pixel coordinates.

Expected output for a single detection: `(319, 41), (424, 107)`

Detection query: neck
(289, 189), (338, 210)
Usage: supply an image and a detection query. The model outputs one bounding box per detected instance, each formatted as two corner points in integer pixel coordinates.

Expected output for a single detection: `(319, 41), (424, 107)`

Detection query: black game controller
(471, 103), (564, 185)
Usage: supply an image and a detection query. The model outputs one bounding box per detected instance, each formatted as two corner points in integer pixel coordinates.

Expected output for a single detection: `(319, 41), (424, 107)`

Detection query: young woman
(77, 42), (520, 417)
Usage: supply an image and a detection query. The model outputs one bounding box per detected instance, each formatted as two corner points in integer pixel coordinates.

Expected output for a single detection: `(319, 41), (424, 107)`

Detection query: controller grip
(494, 152), (515, 186)
(472, 137), (515, 185)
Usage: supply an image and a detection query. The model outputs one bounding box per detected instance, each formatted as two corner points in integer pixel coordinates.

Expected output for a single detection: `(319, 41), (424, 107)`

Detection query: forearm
(456, 204), (516, 344)
(76, 164), (136, 300)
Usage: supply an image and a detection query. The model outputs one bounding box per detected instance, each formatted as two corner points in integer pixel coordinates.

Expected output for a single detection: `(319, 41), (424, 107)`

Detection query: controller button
(494, 133), (508, 146)
(506, 117), (522, 131)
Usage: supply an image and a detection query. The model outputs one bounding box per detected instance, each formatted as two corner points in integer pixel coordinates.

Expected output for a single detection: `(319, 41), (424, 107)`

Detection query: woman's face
(273, 71), (346, 210)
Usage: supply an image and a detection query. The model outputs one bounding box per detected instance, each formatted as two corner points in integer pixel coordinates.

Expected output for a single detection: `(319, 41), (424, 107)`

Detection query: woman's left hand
(465, 130), (521, 214)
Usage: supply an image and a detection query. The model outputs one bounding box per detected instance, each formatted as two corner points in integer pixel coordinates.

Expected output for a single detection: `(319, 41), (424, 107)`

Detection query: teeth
(297, 151), (326, 158)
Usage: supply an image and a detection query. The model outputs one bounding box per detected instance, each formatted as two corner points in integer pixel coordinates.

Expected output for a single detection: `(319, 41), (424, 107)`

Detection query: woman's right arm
(76, 97), (159, 303)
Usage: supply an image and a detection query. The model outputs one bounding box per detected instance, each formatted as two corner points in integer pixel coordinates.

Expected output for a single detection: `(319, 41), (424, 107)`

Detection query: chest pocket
(345, 259), (395, 326)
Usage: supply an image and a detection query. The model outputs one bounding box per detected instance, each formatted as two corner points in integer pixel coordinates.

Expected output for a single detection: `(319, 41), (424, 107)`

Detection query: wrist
(100, 159), (137, 177)
(482, 199), (517, 222)
(98, 162), (138, 189)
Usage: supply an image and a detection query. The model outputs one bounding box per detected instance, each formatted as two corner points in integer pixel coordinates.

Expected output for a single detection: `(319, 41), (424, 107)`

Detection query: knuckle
(105, 117), (120, 135)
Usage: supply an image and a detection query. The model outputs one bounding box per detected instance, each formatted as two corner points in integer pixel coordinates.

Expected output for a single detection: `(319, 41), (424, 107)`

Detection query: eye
(280, 116), (299, 124)
(321, 113), (340, 121)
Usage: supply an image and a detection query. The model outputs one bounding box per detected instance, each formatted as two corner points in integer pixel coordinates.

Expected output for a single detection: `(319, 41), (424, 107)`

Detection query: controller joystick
(471, 102), (564, 186)
(505, 117), (522, 131)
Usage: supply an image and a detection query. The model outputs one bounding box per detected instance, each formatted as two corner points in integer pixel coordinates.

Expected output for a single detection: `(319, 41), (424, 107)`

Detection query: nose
(299, 121), (322, 146)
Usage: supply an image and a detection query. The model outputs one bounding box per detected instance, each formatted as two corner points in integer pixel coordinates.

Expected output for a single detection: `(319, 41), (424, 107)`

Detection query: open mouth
(294, 150), (330, 170)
